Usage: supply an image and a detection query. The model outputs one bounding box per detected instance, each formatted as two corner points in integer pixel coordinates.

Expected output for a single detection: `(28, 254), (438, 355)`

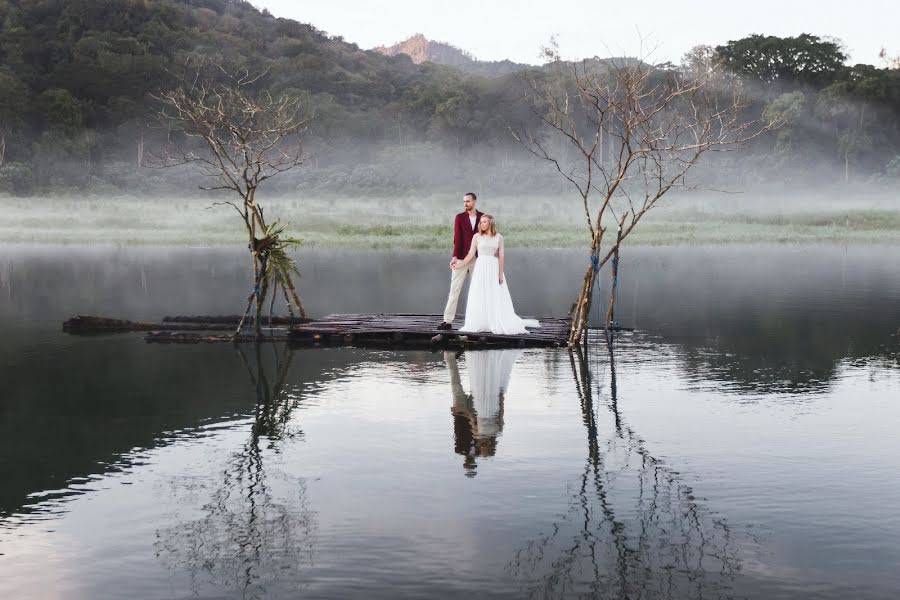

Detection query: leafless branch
(514, 47), (772, 346)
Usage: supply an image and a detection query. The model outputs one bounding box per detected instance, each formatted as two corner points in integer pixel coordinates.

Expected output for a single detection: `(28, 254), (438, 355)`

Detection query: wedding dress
(467, 349), (521, 439)
(459, 234), (540, 335)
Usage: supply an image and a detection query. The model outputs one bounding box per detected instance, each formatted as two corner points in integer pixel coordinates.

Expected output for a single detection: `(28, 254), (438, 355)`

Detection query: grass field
(3, 194), (900, 247)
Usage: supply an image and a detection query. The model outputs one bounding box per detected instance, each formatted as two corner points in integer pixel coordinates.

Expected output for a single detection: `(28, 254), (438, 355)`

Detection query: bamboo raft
(64, 314), (633, 349)
(287, 313), (571, 348)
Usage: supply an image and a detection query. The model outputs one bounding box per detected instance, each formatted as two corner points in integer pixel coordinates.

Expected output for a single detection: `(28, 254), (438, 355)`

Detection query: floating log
(61, 315), (217, 333)
(63, 314), (312, 334)
(587, 325), (635, 331)
(162, 315), (313, 325)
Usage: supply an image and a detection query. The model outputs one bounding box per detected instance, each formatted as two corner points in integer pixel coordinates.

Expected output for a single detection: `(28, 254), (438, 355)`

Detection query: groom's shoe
(437, 321), (453, 331)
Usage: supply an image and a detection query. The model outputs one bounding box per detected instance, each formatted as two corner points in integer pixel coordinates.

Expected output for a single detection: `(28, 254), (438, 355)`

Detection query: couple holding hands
(438, 193), (539, 336)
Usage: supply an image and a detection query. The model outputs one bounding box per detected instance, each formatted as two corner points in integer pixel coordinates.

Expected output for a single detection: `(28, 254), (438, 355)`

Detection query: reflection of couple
(446, 349), (521, 475)
(438, 192), (540, 334)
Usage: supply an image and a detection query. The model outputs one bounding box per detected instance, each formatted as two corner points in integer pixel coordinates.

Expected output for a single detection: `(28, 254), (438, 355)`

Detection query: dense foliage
(0, 0), (898, 196)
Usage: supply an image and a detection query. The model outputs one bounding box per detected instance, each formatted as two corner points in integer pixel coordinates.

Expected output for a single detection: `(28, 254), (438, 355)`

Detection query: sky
(255, 0), (897, 67)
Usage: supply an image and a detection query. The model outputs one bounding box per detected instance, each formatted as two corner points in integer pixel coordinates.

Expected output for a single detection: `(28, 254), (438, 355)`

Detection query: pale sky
(255, 0), (897, 67)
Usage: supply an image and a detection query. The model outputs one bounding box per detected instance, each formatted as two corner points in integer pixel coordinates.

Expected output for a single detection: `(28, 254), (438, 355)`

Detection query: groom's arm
(451, 215), (463, 265)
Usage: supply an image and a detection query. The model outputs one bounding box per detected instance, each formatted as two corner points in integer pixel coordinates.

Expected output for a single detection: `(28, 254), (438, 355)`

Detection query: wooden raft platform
(286, 313), (571, 349)
(65, 313), (631, 348)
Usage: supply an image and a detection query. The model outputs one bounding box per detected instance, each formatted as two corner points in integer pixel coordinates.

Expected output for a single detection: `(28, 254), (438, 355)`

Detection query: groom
(438, 192), (485, 330)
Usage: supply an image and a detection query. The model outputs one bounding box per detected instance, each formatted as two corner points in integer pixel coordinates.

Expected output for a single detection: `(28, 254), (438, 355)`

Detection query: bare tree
(879, 47), (900, 69)
(680, 44), (719, 78)
(513, 45), (771, 347)
(151, 58), (310, 339)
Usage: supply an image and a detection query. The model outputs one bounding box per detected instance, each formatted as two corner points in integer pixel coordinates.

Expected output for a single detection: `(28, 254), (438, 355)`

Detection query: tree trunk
(567, 230), (602, 347)
(254, 258), (270, 339)
(234, 212), (262, 340)
(234, 285), (258, 341)
(278, 268), (307, 318)
(604, 246), (619, 327)
(604, 219), (625, 329)
(282, 285), (295, 318)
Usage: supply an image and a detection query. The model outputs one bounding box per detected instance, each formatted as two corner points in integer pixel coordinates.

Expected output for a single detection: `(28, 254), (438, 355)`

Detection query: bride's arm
(454, 234), (479, 269)
(498, 235), (505, 284)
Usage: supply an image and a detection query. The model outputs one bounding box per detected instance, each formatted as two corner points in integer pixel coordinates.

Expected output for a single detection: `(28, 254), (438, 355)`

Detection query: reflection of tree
(237, 343), (303, 447)
(154, 344), (316, 599)
(508, 336), (746, 599)
(445, 350), (520, 477)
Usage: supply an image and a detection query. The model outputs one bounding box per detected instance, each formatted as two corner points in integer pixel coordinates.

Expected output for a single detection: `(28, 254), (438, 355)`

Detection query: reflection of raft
(63, 313), (634, 348)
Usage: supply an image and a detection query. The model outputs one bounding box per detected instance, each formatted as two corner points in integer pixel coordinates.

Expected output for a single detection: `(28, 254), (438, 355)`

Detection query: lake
(1, 244), (899, 599)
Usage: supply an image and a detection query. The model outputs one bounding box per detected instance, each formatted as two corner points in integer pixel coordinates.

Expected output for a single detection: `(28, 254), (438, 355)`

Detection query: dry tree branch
(514, 45), (774, 346)
(147, 58), (312, 338)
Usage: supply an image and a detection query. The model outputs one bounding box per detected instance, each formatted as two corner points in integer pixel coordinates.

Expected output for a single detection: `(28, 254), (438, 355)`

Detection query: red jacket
(452, 210), (483, 259)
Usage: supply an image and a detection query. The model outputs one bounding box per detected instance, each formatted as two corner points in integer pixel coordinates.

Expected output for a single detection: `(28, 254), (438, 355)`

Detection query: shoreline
(4, 220), (900, 248)
(3, 228), (900, 248)
(4, 195), (900, 248)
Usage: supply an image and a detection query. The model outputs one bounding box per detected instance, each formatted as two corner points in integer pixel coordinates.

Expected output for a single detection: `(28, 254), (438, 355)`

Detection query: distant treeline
(0, 0), (898, 196)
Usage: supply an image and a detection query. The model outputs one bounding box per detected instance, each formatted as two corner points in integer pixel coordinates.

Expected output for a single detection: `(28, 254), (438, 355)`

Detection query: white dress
(467, 349), (521, 438)
(459, 234), (540, 335)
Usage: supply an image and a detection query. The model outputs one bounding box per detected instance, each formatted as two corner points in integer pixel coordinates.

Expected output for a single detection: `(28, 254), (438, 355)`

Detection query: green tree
(0, 66), (27, 167)
(817, 65), (890, 182)
(37, 88), (84, 136)
(763, 91), (807, 167)
(716, 34), (846, 87)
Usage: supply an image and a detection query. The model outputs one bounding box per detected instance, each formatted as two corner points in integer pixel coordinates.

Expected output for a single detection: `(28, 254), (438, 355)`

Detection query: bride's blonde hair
(478, 213), (497, 237)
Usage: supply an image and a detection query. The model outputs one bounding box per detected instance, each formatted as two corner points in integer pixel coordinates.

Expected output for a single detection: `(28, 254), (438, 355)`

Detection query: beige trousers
(444, 351), (470, 408)
(442, 258), (476, 323)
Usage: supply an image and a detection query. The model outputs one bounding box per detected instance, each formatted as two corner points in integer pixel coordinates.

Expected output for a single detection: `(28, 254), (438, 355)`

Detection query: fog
(4, 64), (899, 247)
(4, 185), (898, 249)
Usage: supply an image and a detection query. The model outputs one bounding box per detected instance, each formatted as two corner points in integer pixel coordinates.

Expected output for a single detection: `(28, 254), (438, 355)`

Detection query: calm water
(1, 244), (899, 599)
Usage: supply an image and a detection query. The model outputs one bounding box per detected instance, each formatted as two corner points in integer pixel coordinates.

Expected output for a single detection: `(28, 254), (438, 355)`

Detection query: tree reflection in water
(508, 334), (748, 599)
(154, 343), (316, 599)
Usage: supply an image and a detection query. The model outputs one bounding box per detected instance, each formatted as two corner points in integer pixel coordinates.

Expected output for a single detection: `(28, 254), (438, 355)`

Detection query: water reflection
(154, 344), (316, 598)
(235, 344), (302, 445)
(3, 245), (899, 399)
(509, 337), (748, 599)
(2, 245), (899, 598)
(446, 349), (520, 476)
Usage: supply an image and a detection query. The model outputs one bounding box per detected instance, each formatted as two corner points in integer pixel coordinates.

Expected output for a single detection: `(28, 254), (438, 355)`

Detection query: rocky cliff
(373, 34), (528, 76)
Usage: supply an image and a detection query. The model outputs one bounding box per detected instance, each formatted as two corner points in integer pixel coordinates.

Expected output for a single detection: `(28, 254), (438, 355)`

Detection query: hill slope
(0, 0), (536, 194)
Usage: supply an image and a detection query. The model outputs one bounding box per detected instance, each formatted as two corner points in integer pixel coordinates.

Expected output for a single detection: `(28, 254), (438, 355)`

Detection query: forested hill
(0, 0), (539, 194)
(0, 0), (898, 197)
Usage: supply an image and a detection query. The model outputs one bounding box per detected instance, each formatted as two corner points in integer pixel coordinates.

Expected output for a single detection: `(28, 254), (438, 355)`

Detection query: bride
(451, 214), (540, 335)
